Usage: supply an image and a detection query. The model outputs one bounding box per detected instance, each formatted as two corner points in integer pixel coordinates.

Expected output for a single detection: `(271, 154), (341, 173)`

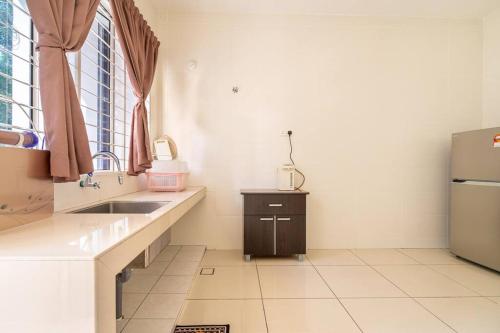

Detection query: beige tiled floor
(178, 300), (267, 333)
(117, 245), (204, 333)
(255, 256), (311, 266)
(416, 297), (500, 333)
(258, 265), (334, 298)
(121, 248), (500, 333)
(342, 298), (454, 333)
(399, 248), (467, 265)
(264, 298), (361, 332)
(134, 293), (186, 319)
(201, 250), (256, 267)
(164, 259), (201, 276)
(307, 249), (365, 266)
(151, 275), (194, 294)
(317, 265), (406, 298)
(123, 319), (176, 333)
(373, 265), (478, 297)
(352, 248), (420, 265)
(132, 260), (171, 275)
(189, 266), (261, 299)
(122, 293), (147, 318)
(431, 264), (500, 296)
(123, 274), (160, 293)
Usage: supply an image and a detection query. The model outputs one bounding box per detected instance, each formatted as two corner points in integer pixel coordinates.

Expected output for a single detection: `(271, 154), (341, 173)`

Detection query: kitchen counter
(0, 186), (206, 333)
(0, 187), (205, 260)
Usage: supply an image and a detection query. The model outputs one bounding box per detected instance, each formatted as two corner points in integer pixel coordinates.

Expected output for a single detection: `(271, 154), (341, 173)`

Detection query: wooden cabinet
(241, 189), (309, 260)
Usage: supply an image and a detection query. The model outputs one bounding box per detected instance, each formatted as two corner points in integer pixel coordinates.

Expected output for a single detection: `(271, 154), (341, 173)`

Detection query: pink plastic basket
(146, 172), (188, 192)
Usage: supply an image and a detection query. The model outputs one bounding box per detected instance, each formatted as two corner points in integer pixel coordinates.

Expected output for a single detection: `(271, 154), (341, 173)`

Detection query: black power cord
(287, 131), (306, 190)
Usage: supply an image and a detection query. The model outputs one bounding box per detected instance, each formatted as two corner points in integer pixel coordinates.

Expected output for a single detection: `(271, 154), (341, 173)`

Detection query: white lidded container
(147, 160), (189, 192)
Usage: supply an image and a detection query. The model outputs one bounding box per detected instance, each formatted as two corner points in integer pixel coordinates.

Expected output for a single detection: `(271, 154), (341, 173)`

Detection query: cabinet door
(244, 216), (275, 256)
(276, 215), (306, 256)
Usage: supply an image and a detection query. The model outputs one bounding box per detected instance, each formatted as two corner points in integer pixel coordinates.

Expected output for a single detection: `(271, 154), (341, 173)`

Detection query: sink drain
(174, 324), (230, 333)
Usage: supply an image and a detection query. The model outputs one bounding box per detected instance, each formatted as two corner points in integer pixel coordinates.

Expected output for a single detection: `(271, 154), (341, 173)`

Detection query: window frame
(0, 0), (144, 173)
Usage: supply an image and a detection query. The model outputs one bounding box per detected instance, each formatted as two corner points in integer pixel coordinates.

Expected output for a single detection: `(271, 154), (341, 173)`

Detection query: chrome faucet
(80, 151), (124, 189)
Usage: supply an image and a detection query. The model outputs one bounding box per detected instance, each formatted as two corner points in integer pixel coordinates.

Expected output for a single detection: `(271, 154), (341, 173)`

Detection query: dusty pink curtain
(26, 0), (98, 182)
(110, 0), (160, 175)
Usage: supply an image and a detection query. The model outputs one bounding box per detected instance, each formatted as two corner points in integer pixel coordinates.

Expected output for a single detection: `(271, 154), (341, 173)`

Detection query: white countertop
(0, 187), (206, 261)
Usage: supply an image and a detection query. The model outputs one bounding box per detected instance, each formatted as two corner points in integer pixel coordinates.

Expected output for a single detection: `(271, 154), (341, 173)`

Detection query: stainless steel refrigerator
(450, 127), (500, 272)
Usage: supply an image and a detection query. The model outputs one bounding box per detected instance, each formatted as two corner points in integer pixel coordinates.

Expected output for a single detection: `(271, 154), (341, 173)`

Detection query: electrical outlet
(280, 130), (292, 136)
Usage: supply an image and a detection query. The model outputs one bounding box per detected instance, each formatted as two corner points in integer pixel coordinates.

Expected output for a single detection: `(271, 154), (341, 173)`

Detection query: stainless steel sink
(71, 201), (170, 214)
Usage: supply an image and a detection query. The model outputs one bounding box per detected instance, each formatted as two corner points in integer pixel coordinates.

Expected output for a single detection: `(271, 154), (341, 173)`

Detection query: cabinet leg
(297, 254), (305, 262)
(244, 255), (251, 262)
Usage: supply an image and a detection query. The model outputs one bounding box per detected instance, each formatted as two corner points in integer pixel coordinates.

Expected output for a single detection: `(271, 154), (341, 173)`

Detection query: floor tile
(317, 266), (406, 298)
(264, 298), (360, 333)
(134, 293), (186, 319)
(256, 256), (311, 266)
(189, 266), (261, 299)
(307, 249), (366, 266)
(258, 266), (333, 298)
(164, 259), (200, 276)
(201, 250), (255, 266)
(155, 245), (181, 262)
(116, 318), (128, 332)
(417, 297), (500, 333)
(399, 249), (466, 265)
(352, 249), (419, 265)
(178, 300), (267, 333)
(342, 298), (454, 333)
(123, 274), (160, 293)
(131, 260), (170, 276)
(179, 245), (206, 253)
(122, 293), (147, 318)
(431, 264), (500, 296)
(122, 319), (175, 333)
(374, 265), (477, 297)
(151, 275), (193, 294)
(490, 297), (500, 304)
(175, 246), (206, 262)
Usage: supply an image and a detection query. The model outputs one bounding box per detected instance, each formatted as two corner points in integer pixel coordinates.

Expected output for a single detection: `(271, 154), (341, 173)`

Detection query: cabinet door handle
(268, 203), (283, 207)
(277, 217), (291, 221)
(273, 216), (277, 255)
(259, 217), (274, 221)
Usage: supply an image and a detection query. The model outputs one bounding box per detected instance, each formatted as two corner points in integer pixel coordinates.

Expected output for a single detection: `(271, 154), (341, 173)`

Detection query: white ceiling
(151, 0), (500, 19)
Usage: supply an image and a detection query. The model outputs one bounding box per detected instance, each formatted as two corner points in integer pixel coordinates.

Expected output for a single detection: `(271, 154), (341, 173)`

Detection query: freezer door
(451, 127), (500, 182)
(450, 182), (500, 272)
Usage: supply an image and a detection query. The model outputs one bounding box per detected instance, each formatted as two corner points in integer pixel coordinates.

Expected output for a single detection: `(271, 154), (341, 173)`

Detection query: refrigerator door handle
(452, 180), (500, 187)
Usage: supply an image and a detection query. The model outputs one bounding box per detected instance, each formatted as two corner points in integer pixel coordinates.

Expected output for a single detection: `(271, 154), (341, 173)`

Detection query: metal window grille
(0, 0), (146, 172)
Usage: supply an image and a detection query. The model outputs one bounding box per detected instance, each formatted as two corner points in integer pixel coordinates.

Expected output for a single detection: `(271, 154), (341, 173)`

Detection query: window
(0, 0), (34, 135)
(0, 0), (142, 172)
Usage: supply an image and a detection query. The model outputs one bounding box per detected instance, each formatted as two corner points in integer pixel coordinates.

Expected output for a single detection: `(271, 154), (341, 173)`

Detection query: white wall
(54, 173), (146, 211)
(483, 8), (500, 128)
(157, 13), (483, 249)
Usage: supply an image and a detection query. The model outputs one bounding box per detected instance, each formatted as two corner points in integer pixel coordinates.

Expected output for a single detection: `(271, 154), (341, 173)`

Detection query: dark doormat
(174, 325), (230, 333)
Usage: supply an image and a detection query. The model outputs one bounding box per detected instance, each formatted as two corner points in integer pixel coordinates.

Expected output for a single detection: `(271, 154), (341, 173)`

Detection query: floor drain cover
(174, 324), (230, 333)
(200, 268), (215, 275)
